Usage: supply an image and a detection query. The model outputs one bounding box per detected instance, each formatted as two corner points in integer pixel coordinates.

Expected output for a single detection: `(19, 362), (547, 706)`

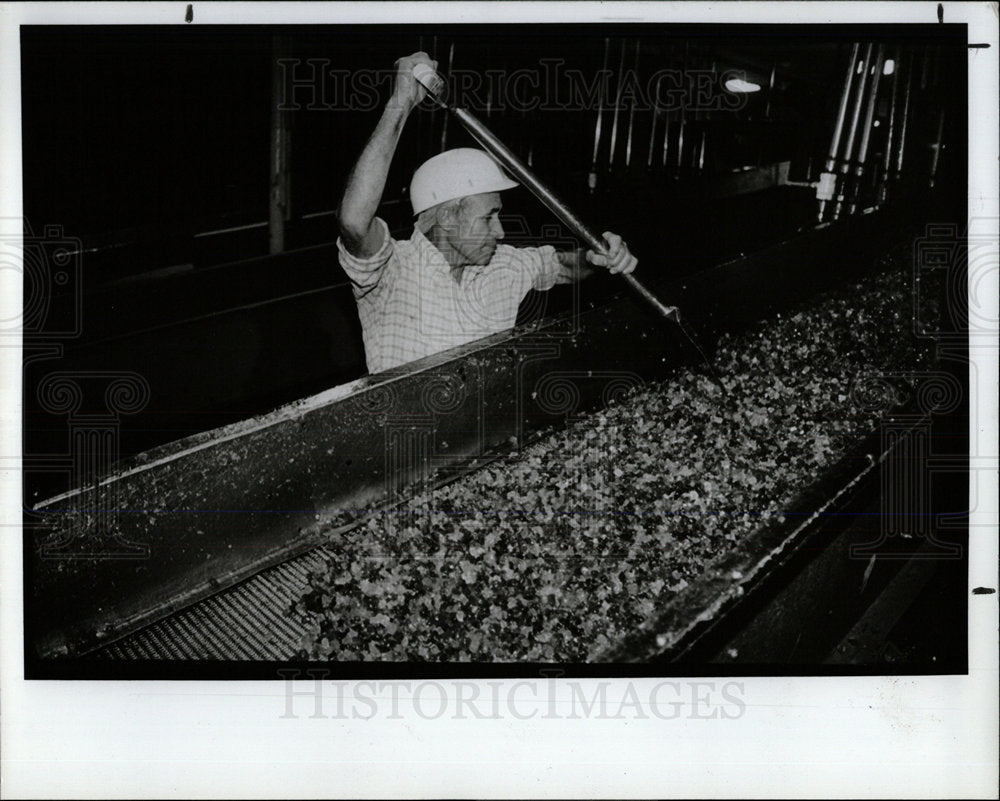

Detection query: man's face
(445, 192), (505, 266)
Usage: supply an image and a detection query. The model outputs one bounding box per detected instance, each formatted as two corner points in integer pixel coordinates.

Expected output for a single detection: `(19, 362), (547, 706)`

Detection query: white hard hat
(409, 148), (519, 215)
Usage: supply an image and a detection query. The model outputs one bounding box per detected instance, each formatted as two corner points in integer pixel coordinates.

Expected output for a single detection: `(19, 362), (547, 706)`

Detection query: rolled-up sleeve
(529, 245), (570, 291)
(337, 217), (394, 297)
(493, 244), (568, 293)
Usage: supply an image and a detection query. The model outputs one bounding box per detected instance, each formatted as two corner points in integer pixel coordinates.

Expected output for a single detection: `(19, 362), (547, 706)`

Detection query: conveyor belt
(29, 205), (929, 661)
(97, 546), (332, 660)
(91, 415), (921, 663)
(93, 267), (957, 663)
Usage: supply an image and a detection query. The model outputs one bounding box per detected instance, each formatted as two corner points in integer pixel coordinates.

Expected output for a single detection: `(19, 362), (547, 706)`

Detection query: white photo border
(2, 2), (997, 798)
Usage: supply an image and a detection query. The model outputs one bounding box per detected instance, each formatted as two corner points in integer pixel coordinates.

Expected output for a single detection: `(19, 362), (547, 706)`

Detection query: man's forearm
(338, 103), (410, 255)
(338, 52), (435, 255)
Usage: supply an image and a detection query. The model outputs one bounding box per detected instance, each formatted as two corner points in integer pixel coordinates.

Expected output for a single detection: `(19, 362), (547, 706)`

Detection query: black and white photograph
(1, 2), (997, 798)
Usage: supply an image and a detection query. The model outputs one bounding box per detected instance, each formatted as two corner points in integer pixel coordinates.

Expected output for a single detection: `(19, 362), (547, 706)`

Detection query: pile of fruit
(294, 257), (941, 661)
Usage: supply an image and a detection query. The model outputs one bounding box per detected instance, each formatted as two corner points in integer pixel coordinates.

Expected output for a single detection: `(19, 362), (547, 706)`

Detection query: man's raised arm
(338, 52), (437, 258)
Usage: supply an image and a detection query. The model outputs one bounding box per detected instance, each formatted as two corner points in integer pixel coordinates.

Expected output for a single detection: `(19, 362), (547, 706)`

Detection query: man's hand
(585, 232), (638, 275)
(389, 52), (438, 111)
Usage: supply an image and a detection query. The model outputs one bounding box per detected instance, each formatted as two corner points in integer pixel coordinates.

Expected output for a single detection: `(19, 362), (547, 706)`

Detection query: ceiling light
(724, 77), (761, 94)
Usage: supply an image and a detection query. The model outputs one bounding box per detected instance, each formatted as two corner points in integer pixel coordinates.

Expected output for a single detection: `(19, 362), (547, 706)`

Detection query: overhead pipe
(526, 113), (535, 168)
(832, 42), (875, 221)
(925, 48), (945, 188)
(661, 52), (675, 171)
(701, 59), (715, 172)
(854, 46), (885, 168)
(893, 49), (916, 186)
(763, 59), (777, 119)
(676, 115), (685, 170)
(816, 42), (860, 221)
(588, 38), (611, 192)
(693, 105), (702, 168)
(661, 113), (671, 168)
(646, 73), (664, 168)
(877, 46), (903, 206)
(676, 44), (689, 170)
(484, 45), (493, 119)
(928, 109), (946, 188)
(607, 38), (629, 174)
(661, 48), (676, 168)
(624, 40), (641, 168)
(413, 63), (680, 323)
(849, 44), (885, 214)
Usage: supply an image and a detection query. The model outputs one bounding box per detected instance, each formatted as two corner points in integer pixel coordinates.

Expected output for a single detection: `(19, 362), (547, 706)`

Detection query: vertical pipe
(832, 42), (874, 220)
(439, 41), (455, 152)
(588, 37), (610, 192)
(817, 42), (860, 221)
(841, 44), (874, 162)
(825, 42), (860, 170)
(849, 44), (885, 213)
(928, 108), (945, 188)
(624, 40), (641, 168)
(662, 49), (676, 168)
(662, 114), (671, 167)
(485, 44), (493, 119)
(702, 60), (714, 169)
(854, 45), (885, 166)
(676, 44), (689, 169)
(676, 113), (685, 169)
(520, 108), (535, 167)
(646, 108), (658, 168)
(608, 38), (628, 172)
(877, 45), (902, 205)
(764, 60), (776, 119)
(894, 49), (915, 181)
(268, 34), (292, 255)
(646, 73), (664, 168)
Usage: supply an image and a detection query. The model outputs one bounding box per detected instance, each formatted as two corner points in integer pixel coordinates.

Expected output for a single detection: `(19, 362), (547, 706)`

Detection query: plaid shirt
(338, 217), (568, 374)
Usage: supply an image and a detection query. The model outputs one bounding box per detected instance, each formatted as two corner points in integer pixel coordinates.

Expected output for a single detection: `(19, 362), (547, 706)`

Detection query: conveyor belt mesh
(96, 546), (333, 660)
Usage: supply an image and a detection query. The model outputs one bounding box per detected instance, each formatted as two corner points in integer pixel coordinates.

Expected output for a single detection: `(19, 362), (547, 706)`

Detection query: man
(338, 52), (638, 375)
